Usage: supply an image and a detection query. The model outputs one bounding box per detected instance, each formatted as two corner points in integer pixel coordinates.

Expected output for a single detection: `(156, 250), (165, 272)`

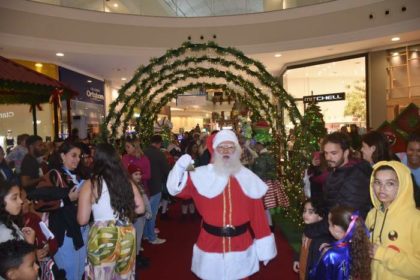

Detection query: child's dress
(309, 240), (351, 280)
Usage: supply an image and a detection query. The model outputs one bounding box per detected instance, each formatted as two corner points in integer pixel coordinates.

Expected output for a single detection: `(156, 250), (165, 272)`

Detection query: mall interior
(0, 0), (420, 279)
(0, 0), (419, 142)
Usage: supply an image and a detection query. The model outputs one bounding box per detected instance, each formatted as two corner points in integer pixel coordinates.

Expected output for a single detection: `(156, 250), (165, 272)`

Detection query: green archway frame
(102, 41), (306, 221)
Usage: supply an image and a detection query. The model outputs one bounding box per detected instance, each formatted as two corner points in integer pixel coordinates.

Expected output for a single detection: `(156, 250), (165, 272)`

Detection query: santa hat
(127, 164), (142, 175)
(212, 130), (239, 149)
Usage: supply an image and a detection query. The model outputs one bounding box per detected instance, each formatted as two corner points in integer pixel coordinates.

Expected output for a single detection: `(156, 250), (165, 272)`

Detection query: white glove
(176, 154), (193, 170)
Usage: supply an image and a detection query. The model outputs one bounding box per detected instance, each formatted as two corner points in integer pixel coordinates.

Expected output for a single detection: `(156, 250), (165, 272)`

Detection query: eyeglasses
(216, 145), (236, 153)
(373, 180), (398, 190)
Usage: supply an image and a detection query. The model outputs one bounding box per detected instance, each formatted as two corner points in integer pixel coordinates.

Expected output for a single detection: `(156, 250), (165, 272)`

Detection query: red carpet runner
(137, 201), (298, 280)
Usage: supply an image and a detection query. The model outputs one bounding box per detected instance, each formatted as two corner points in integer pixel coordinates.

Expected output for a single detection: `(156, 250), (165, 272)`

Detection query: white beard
(213, 147), (243, 177)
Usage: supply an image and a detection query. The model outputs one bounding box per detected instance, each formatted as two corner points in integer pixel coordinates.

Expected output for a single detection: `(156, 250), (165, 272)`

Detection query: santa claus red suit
(167, 130), (277, 280)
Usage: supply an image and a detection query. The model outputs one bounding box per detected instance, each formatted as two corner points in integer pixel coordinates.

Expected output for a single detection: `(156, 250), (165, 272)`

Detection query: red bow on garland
(29, 104), (43, 112)
(49, 88), (64, 108)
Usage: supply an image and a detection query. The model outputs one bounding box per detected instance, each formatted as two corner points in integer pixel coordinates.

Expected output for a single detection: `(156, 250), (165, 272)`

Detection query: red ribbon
(49, 88), (64, 108)
(29, 104), (43, 112)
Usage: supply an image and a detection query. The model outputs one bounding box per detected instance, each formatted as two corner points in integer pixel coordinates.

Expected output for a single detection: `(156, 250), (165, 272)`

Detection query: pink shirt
(122, 154), (151, 192)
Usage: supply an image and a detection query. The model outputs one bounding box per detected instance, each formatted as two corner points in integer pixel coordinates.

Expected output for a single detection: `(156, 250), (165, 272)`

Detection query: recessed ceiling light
(35, 63), (43, 67)
(113, 3), (119, 8)
(392, 52), (399, 56)
(121, 77), (127, 81)
(87, 80), (92, 83)
(391, 37), (400, 42)
(56, 52), (64, 57)
(274, 53), (282, 58)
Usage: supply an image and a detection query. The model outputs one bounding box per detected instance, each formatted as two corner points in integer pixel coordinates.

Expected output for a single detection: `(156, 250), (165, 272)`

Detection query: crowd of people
(294, 129), (420, 280)
(0, 124), (419, 280)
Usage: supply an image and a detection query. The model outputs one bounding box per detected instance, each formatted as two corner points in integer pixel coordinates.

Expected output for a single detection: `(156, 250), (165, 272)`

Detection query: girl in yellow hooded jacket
(366, 161), (420, 279)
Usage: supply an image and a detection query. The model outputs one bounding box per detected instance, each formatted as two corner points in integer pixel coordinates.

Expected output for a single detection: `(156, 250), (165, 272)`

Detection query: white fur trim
(255, 233), (277, 262)
(191, 243), (259, 280)
(190, 165), (268, 199)
(235, 167), (268, 198)
(166, 165), (188, 196)
(213, 130), (239, 149)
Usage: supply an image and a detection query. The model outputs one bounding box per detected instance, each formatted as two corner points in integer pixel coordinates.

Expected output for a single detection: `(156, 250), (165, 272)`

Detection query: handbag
(33, 169), (65, 212)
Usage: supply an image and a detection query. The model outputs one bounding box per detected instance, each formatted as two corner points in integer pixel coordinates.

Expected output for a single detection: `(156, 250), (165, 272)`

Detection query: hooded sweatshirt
(365, 161), (420, 280)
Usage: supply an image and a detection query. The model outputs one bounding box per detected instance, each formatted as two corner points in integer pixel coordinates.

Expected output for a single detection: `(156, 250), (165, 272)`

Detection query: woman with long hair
(0, 179), (35, 244)
(361, 131), (392, 165)
(78, 143), (144, 279)
(309, 206), (371, 280)
(40, 140), (86, 280)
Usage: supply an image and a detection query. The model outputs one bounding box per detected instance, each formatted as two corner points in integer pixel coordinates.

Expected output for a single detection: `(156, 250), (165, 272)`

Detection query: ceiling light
(35, 63), (43, 67)
(113, 3), (119, 8)
(87, 80), (92, 83)
(274, 53), (282, 58)
(391, 37), (400, 42)
(121, 77), (127, 81)
(56, 52), (64, 57)
(392, 52), (399, 56)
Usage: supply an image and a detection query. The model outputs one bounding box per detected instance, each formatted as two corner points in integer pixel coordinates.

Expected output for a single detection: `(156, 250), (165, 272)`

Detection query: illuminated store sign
(0, 112), (14, 119)
(59, 67), (105, 105)
(86, 88), (104, 101)
(303, 92), (345, 103)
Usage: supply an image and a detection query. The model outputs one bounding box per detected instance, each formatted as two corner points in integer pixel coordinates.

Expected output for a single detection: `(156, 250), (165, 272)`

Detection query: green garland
(103, 41), (316, 224)
(282, 102), (327, 222)
(0, 80), (74, 105)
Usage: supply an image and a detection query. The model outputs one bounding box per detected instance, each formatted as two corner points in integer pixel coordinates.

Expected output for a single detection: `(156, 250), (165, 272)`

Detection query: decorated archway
(102, 41), (313, 222)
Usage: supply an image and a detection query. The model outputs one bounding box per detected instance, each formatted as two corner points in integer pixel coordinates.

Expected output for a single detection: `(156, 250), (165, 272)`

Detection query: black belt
(202, 221), (250, 237)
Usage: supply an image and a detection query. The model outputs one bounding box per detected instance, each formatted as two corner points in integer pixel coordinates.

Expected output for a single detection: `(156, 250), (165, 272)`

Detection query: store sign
(86, 87), (104, 102)
(59, 67), (105, 105)
(177, 95), (207, 107)
(0, 112), (14, 119)
(303, 92), (345, 103)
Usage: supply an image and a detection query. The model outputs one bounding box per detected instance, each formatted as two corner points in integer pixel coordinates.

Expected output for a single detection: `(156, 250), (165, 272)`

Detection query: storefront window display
(282, 55), (367, 133)
(59, 67), (105, 139)
(0, 59), (58, 149)
(0, 103), (53, 149)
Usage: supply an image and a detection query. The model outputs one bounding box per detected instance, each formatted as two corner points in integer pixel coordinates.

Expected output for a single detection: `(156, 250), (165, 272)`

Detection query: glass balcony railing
(29, 0), (335, 17)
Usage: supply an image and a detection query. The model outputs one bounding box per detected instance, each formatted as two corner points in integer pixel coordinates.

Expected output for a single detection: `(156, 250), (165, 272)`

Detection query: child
(21, 189), (65, 280)
(366, 161), (420, 279)
(0, 179), (35, 245)
(128, 163), (153, 268)
(293, 198), (331, 280)
(0, 240), (39, 280)
(309, 206), (371, 280)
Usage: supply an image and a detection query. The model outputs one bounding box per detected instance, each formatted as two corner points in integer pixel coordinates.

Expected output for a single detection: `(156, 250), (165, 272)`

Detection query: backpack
(33, 169), (65, 212)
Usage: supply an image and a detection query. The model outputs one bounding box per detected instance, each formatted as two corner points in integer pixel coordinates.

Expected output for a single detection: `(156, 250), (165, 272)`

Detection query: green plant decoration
(103, 41), (315, 224)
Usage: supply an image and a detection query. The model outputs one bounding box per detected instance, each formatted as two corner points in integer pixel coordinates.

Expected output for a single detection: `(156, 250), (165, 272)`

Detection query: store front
(282, 55), (368, 133)
(0, 58), (75, 148)
(59, 67), (105, 139)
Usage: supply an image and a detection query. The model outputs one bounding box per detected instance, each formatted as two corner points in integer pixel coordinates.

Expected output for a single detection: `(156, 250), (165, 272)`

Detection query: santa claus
(167, 129), (277, 280)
